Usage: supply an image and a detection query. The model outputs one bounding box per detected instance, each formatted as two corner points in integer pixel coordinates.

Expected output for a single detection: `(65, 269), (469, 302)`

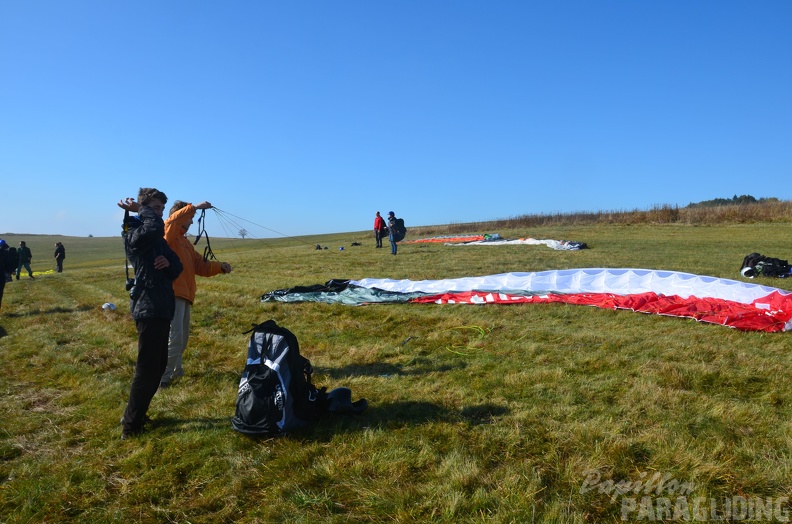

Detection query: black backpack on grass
(231, 320), (326, 436)
(740, 252), (791, 278)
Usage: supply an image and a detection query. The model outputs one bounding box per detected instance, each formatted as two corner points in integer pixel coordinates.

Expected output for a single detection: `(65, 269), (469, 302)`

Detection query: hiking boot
(121, 426), (144, 440)
(161, 370), (183, 388)
(119, 414), (151, 439)
(119, 415), (151, 425)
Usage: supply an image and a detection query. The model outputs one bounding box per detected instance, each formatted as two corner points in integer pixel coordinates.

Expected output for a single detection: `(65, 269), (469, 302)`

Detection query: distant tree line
(686, 195), (780, 208)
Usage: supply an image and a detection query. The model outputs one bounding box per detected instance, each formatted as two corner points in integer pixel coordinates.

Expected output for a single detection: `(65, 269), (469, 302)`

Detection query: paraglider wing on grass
(261, 268), (792, 332)
(403, 234), (588, 250)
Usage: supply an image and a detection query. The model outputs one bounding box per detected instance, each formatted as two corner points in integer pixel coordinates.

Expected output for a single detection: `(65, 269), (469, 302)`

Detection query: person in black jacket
(54, 242), (65, 273)
(117, 188), (183, 439)
(0, 239), (15, 309)
(15, 241), (34, 279)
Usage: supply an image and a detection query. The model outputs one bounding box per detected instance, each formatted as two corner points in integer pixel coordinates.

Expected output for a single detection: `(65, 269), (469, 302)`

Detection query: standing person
(16, 241), (34, 279)
(1, 240), (12, 283)
(54, 242), (66, 273)
(160, 200), (232, 388)
(373, 211), (387, 248)
(117, 188), (183, 439)
(7, 247), (18, 279)
(0, 240), (15, 309)
(387, 211), (398, 255)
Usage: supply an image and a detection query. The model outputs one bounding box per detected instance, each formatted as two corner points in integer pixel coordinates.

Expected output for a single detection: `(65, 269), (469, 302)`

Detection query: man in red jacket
(160, 200), (232, 387)
(373, 211), (387, 248)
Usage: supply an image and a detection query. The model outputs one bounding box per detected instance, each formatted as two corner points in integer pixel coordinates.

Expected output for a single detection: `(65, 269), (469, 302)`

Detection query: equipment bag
(232, 320), (326, 435)
(393, 217), (407, 242)
(740, 252), (791, 278)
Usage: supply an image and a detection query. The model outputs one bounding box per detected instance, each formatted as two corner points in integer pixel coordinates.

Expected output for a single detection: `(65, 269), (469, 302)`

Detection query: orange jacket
(165, 204), (223, 304)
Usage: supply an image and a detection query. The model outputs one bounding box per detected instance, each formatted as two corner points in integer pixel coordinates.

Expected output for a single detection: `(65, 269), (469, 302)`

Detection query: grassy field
(1, 222), (792, 523)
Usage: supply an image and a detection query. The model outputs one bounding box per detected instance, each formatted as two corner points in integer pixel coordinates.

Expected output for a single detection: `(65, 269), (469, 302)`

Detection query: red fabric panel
(409, 291), (792, 332)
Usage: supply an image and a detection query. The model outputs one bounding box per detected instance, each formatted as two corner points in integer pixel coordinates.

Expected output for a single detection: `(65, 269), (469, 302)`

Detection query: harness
(122, 210), (135, 291)
(193, 208), (217, 262)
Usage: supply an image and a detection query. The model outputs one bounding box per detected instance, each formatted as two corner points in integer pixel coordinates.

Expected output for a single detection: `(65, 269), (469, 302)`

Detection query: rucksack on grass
(231, 320), (326, 435)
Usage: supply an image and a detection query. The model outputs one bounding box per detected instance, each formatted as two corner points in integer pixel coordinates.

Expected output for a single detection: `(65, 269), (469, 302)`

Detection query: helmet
(0, 239), (7, 248)
(741, 267), (756, 278)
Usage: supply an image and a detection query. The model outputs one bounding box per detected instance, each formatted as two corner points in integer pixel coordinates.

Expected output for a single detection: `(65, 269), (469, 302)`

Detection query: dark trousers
(375, 230), (383, 248)
(0, 276), (5, 308)
(122, 317), (170, 434)
(16, 261), (32, 279)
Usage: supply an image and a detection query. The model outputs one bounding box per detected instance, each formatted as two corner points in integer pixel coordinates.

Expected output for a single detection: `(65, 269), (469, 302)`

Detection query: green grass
(1, 224), (792, 523)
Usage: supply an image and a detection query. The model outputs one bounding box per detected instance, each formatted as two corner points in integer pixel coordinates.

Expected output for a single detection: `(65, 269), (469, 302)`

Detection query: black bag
(759, 258), (791, 278)
(393, 217), (407, 242)
(740, 252), (791, 278)
(232, 320), (326, 435)
(740, 253), (766, 271)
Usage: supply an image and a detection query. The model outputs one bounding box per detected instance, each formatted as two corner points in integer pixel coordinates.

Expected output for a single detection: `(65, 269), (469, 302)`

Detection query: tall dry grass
(412, 200), (792, 238)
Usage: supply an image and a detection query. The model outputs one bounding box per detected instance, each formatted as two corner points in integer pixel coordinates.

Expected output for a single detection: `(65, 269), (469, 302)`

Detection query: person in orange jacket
(160, 200), (232, 387)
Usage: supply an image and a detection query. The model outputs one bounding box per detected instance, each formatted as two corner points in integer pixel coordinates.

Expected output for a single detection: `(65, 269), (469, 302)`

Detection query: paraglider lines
(445, 325), (492, 356)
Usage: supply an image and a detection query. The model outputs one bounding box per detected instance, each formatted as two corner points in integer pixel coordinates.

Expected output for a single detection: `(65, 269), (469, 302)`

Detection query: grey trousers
(161, 297), (191, 384)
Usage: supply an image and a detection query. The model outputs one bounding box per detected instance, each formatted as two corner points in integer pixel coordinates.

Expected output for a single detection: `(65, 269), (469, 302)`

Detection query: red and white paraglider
(263, 268), (792, 332)
(351, 269), (792, 332)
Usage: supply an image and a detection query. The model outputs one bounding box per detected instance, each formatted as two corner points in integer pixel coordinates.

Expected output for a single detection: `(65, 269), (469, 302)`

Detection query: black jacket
(18, 246), (32, 264)
(0, 248), (15, 273)
(125, 206), (183, 321)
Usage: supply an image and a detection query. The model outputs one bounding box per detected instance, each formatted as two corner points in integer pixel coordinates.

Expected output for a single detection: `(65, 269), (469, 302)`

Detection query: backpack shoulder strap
(243, 319), (279, 335)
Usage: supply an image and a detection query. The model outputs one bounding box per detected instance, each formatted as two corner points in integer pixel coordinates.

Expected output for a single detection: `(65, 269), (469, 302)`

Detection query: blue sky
(1, 1), (790, 239)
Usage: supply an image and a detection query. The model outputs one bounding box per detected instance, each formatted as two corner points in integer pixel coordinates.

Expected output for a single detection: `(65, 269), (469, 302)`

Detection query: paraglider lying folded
(446, 237), (588, 250)
(402, 234), (587, 250)
(260, 268), (792, 332)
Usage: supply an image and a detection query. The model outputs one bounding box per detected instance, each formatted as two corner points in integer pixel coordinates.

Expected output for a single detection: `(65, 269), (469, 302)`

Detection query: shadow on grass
(316, 360), (468, 379)
(175, 399), (511, 443)
(275, 401), (455, 442)
(363, 400), (449, 425)
(147, 416), (230, 432)
(4, 305), (95, 318)
(304, 401), (512, 440)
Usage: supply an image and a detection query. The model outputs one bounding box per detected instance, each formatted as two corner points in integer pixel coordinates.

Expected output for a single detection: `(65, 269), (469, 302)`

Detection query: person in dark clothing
(373, 211), (387, 248)
(0, 239), (15, 309)
(117, 188), (183, 439)
(1, 240), (12, 281)
(8, 248), (18, 278)
(16, 241), (34, 279)
(387, 211), (398, 255)
(54, 242), (66, 273)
